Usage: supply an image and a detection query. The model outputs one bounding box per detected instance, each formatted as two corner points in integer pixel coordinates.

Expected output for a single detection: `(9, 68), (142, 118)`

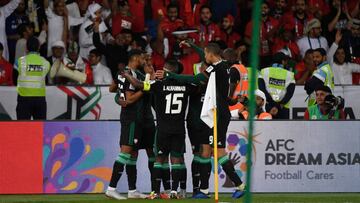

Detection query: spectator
(258, 52), (295, 119)
(88, 48), (112, 85)
(149, 38), (165, 71)
(272, 23), (300, 61)
(65, 41), (93, 85)
(14, 23), (33, 61)
(15, 37), (50, 120)
(93, 20), (127, 79)
(0, 42), (14, 86)
(157, 3), (184, 54)
(281, 0), (313, 40)
(304, 85), (345, 119)
(304, 48), (334, 106)
(245, 1), (279, 68)
(271, 0), (288, 19)
(79, 3), (107, 59)
(128, 0), (145, 34)
(178, 0), (206, 28)
(5, 0), (28, 63)
(208, 0), (237, 23)
(111, 0), (133, 37)
(47, 40), (66, 84)
(297, 18), (329, 58)
(307, 0), (329, 19)
(220, 14), (241, 49)
(327, 30), (360, 85)
(321, 0), (351, 44)
(295, 49), (316, 84)
(193, 5), (221, 46)
(342, 18), (360, 65)
(0, 0), (21, 61)
(45, 0), (84, 57)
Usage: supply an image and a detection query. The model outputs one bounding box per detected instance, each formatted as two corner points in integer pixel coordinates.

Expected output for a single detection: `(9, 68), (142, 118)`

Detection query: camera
(324, 95), (345, 110)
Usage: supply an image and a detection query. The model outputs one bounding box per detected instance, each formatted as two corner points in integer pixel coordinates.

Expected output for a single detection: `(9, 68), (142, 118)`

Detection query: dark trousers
(16, 95), (47, 120)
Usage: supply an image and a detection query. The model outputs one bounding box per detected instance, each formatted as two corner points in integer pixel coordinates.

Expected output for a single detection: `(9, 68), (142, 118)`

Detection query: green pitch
(1, 193), (360, 203)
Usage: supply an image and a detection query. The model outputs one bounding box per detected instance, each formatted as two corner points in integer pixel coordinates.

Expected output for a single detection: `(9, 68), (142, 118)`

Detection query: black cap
(272, 52), (289, 64)
(315, 85), (332, 94)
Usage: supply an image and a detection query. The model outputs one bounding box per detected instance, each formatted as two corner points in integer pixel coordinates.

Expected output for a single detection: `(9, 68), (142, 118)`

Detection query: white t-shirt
(46, 7), (84, 56)
(327, 42), (360, 84)
(92, 63), (112, 85)
(297, 36), (329, 58)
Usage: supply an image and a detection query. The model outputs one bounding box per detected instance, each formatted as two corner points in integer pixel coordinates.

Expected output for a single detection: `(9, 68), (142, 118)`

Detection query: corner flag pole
(213, 107), (219, 203)
(245, 0), (262, 202)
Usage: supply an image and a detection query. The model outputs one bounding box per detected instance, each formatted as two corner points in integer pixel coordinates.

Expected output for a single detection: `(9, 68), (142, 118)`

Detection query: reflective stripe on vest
(308, 63), (335, 107)
(232, 64), (249, 98)
(17, 54), (49, 97)
(260, 67), (295, 108)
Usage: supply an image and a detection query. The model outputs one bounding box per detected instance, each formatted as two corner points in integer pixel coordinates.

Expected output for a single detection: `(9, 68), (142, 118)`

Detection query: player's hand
(117, 97), (127, 107)
(155, 70), (165, 80)
(179, 40), (191, 48)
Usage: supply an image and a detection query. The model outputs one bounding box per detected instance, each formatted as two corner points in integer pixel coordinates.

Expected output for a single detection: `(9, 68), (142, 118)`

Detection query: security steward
(258, 52), (295, 119)
(15, 37), (50, 119)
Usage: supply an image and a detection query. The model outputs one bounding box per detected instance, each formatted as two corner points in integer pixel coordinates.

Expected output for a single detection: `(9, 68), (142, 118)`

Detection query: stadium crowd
(0, 0), (359, 200)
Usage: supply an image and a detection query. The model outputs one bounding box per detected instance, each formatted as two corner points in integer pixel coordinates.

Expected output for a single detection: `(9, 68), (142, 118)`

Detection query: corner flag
(201, 71), (217, 127)
(200, 71), (219, 202)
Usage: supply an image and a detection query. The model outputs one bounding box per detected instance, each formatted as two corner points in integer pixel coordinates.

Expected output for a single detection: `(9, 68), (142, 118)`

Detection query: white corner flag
(201, 71), (217, 128)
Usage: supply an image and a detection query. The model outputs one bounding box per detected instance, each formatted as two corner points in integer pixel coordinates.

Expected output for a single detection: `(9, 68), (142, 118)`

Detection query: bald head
(222, 48), (238, 64)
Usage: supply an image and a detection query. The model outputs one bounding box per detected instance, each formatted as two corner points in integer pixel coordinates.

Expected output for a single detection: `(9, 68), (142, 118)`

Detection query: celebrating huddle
(106, 43), (245, 200)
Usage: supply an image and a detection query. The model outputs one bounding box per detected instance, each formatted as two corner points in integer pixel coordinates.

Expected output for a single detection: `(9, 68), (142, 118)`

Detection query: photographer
(304, 85), (345, 120)
(230, 89), (272, 120)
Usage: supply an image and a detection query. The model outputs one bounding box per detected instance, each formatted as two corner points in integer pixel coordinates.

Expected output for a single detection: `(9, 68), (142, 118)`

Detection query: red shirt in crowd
(151, 52), (165, 71)
(0, 59), (13, 86)
(294, 61), (311, 82)
(178, 0), (207, 28)
(160, 17), (184, 50)
(245, 17), (279, 56)
(280, 12), (313, 39)
(129, 0), (145, 33)
(151, 0), (171, 20)
(220, 30), (241, 49)
(272, 38), (300, 59)
(179, 52), (201, 75)
(191, 23), (221, 45)
(112, 14), (133, 36)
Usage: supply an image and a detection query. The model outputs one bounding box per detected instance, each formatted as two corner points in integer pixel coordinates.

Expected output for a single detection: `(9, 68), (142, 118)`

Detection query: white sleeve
(230, 109), (240, 118)
(68, 16), (85, 27)
(1, 0), (21, 17)
(327, 42), (338, 65)
(350, 63), (360, 73)
(37, 30), (47, 45)
(45, 7), (54, 18)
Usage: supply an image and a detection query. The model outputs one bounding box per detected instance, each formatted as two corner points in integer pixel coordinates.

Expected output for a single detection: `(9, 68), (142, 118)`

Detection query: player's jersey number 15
(165, 93), (184, 114)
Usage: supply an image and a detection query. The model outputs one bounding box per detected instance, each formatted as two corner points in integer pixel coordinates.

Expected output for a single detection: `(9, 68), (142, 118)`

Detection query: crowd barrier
(0, 85), (360, 120)
(0, 121), (359, 194)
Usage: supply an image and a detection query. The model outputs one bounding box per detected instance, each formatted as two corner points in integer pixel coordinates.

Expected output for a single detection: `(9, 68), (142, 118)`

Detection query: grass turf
(1, 193), (360, 203)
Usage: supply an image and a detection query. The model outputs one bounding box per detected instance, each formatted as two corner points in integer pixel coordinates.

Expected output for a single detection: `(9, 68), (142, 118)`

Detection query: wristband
(143, 81), (151, 91)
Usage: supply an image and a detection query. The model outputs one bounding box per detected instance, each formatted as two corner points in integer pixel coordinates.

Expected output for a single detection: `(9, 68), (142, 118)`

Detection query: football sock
(148, 156), (155, 191)
(179, 163), (187, 190)
(126, 157), (137, 191)
(109, 152), (129, 188)
(171, 163), (182, 191)
(191, 155), (201, 192)
(199, 157), (212, 191)
(162, 162), (171, 191)
(153, 162), (162, 194)
(219, 155), (242, 187)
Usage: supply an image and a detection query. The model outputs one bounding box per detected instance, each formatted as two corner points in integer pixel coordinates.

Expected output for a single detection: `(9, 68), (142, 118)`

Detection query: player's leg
(160, 156), (171, 199)
(168, 133), (185, 198)
(187, 126), (201, 195)
(139, 123), (156, 192)
(216, 118), (245, 198)
(194, 143), (212, 198)
(178, 155), (187, 199)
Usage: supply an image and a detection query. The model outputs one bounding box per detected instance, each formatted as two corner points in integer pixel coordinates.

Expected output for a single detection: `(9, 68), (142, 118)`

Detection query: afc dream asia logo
(217, 128), (261, 188)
